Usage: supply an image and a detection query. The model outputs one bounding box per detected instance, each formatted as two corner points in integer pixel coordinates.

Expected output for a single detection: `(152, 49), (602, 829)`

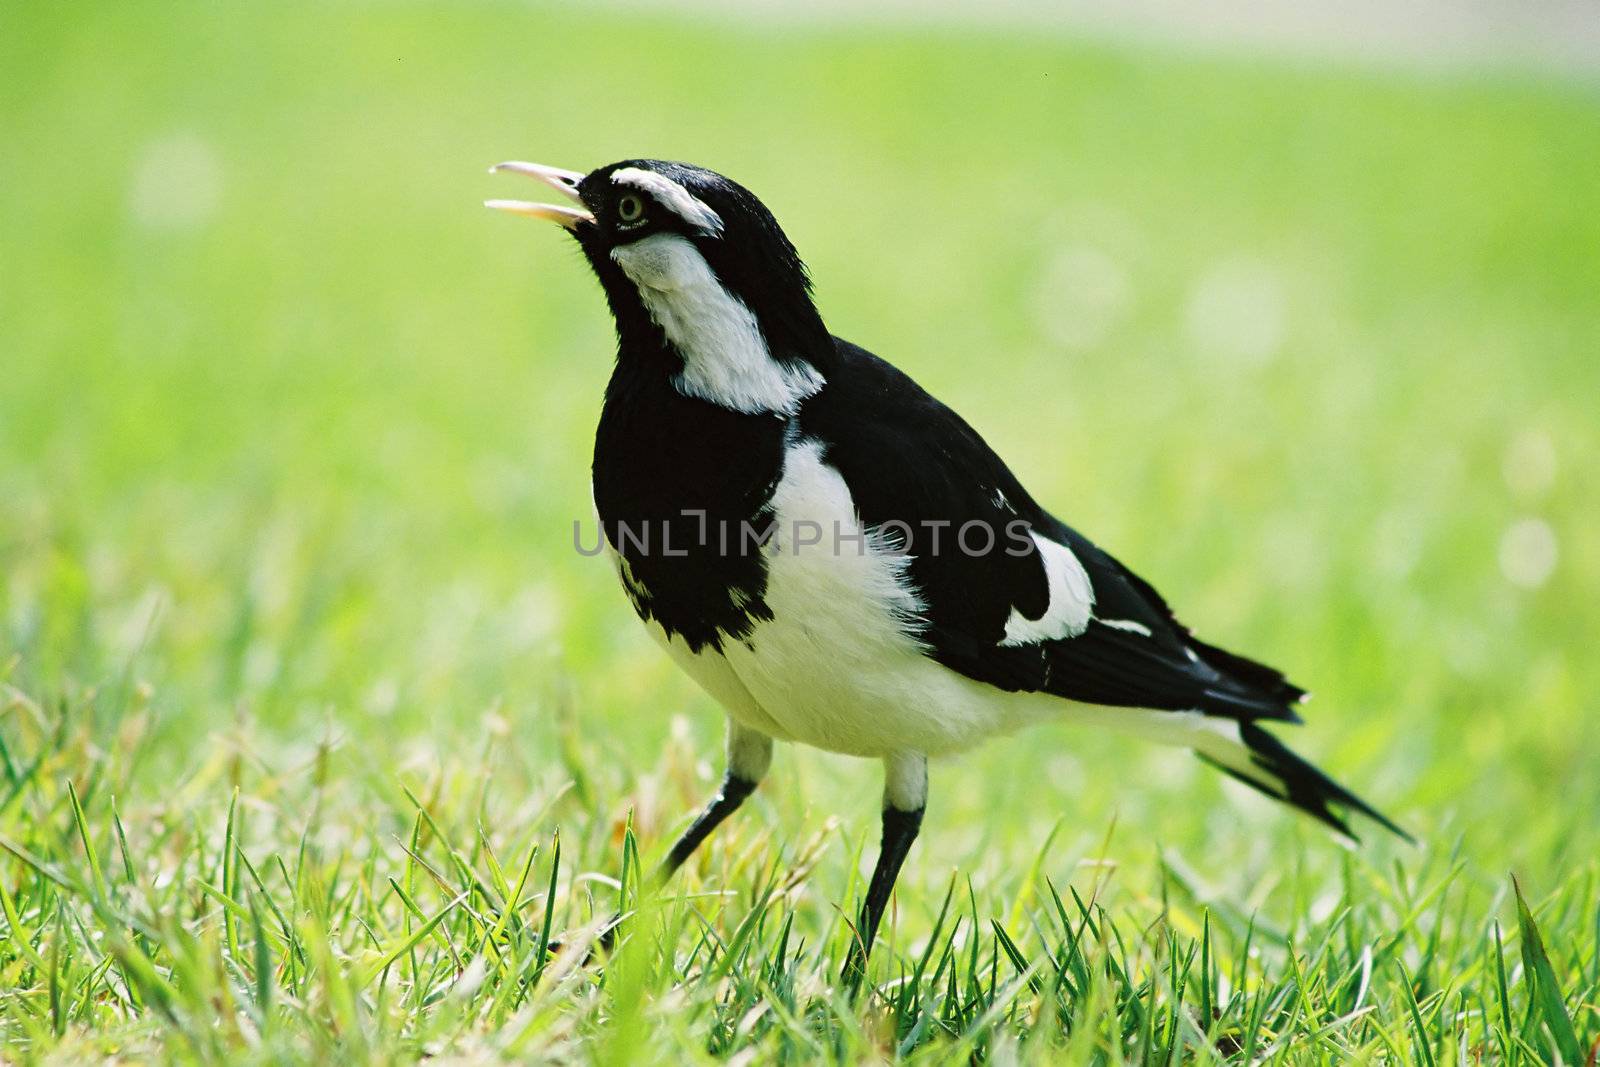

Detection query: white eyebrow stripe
(611, 168), (724, 235)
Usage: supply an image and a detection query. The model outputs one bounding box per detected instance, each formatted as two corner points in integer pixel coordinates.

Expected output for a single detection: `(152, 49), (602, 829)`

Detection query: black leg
(555, 726), (770, 964)
(655, 772), (758, 883)
(842, 803), (924, 983)
(655, 722), (770, 883)
(590, 771), (759, 954)
(583, 772), (757, 956)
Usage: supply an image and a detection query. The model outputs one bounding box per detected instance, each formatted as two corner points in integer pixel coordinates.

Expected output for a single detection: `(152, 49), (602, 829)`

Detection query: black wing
(797, 337), (1304, 724)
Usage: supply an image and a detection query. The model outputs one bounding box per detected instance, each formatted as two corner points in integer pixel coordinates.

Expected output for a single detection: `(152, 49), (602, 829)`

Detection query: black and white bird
(487, 158), (1406, 974)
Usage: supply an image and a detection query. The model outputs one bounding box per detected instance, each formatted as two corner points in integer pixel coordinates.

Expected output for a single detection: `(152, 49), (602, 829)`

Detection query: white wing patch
(611, 233), (824, 415)
(1099, 617), (1153, 636)
(1000, 532), (1095, 646)
(611, 168), (724, 235)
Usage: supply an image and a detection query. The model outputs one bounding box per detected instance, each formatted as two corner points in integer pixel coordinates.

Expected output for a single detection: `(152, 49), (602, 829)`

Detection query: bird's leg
(843, 752), (927, 985)
(654, 719), (772, 884)
(593, 721), (771, 952)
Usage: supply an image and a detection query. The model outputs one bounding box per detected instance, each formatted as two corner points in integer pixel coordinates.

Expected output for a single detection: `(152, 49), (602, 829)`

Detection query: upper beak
(485, 161), (595, 230)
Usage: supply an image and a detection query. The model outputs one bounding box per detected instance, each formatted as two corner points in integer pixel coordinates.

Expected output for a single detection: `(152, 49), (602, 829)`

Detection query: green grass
(3, 2), (1600, 1061)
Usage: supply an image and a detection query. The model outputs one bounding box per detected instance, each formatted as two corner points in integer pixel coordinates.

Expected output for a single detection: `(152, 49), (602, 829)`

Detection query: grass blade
(1514, 876), (1584, 1065)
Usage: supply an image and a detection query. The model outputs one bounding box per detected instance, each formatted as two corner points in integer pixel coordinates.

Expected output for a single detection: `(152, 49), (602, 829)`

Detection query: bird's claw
(537, 912), (623, 966)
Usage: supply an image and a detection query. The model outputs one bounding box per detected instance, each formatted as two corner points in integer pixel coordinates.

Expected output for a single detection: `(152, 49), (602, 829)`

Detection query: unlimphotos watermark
(573, 512), (1038, 558)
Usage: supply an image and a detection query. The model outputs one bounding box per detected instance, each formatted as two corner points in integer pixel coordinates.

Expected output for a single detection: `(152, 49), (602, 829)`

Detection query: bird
(485, 158), (1407, 978)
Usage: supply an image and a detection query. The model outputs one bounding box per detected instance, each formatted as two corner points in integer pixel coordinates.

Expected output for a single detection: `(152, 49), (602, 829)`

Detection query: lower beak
(485, 161), (595, 230)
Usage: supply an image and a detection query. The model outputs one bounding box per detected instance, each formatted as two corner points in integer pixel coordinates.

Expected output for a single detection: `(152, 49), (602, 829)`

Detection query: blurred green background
(3, 0), (1598, 949)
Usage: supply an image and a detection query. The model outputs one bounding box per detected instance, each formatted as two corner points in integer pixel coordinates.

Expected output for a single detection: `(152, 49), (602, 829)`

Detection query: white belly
(622, 438), (1225, 760)
(706, 439), (1042, 757)
(723, 605), (1043, 758)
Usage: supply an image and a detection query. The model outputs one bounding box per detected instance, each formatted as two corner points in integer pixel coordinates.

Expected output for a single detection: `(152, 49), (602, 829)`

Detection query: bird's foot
(537, 911), (623, 966)
(840, 934), (873, 997)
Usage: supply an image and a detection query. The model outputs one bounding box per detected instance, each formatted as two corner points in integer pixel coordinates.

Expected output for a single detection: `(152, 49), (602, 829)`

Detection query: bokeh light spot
(127, 132), (223, 232)
(1185, 256), (1285, 368)
(1502, 428), (1558, 499)
(1032, 244), (1131, 352)
(1499, 517), (1558, 589)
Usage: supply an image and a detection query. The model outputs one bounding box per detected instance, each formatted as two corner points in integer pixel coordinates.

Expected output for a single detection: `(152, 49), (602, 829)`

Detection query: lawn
(2, 2), (1598, 1061)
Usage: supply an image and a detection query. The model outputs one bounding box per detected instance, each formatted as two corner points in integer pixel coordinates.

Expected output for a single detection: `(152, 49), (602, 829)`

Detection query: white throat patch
(611, 168), (724, 235)
(611, 233), (824, 415)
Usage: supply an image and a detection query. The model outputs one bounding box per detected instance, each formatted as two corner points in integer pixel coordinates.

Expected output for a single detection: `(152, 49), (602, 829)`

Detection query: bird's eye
(617, 194), (645, 224)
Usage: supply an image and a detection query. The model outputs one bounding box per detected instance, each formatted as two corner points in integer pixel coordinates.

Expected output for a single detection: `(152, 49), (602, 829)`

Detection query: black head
(488, 158), (836, 404)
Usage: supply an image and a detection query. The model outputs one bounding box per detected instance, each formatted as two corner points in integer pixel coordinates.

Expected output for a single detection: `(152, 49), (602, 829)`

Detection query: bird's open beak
(485, 161), (595, 230)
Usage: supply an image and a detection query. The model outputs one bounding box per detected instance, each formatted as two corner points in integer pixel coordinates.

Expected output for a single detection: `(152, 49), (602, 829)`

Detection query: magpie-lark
(487, 158), (1408, 976)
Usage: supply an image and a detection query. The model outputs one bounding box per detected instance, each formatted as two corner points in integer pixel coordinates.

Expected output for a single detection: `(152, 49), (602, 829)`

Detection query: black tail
(1198, 722), (1412, 843)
